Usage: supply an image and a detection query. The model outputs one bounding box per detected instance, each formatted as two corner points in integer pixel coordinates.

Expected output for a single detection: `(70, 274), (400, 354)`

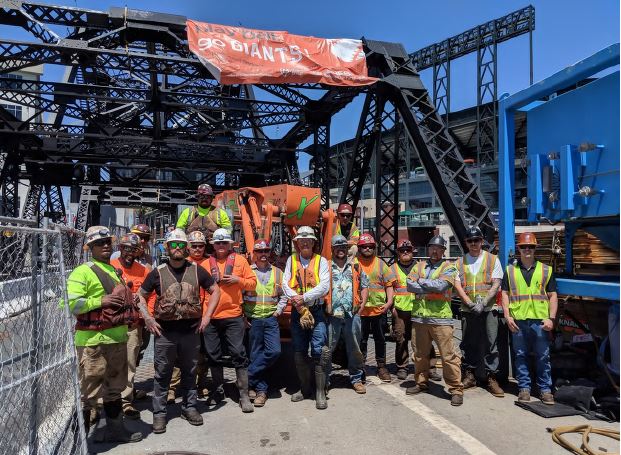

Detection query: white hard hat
(165, 229), (187, 244)
(85, 225), (113, 245)
(210, 228), (234, 244)
(293, 226), (317, 241)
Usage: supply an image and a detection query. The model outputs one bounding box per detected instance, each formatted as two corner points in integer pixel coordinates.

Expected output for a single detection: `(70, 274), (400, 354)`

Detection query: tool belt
(75, 264), (139, 331)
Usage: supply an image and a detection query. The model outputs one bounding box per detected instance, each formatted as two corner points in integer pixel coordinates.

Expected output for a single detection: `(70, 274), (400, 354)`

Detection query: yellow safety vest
(410, 260), (453, 319)
(391, 263), (413, 312)
(243, 267), (282, 319)
(289, 253), (321, 294)
(506, 262), (551, 320)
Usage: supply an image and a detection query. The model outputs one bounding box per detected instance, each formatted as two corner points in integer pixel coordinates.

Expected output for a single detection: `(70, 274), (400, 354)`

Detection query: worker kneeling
(66, 226), (143, 443)
(283, 226), (330, 409)
(203, 228), (257, 413)
(243, 239), (287, 407)
(325, 235), (369, 394)
(137, 229), (221, 434)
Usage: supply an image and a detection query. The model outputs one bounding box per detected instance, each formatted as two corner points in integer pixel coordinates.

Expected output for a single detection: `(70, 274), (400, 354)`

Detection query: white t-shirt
(463, 252), (503, 280)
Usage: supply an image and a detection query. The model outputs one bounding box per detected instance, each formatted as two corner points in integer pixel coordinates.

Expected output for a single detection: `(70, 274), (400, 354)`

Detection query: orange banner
(186, 19), (378, 87)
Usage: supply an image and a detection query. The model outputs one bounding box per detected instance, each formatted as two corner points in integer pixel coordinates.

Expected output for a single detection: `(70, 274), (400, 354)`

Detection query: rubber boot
(209, 365), (225, 404)
(102, 400), (143, 443)
(235, 367), (254, 413)
(314, 363), (328, 410)
(291, 353), (312, 402)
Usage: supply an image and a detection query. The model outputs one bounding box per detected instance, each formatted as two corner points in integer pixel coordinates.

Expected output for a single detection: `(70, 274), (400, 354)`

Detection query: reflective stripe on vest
(392, 263), (413, 312)
(208, 253), (236, 283)
(457, 251), (495, 300)
(289, 254), (321, 294)
(366, 257), (387, 307)
(243, 267), (282, 319)
(506, 262), (551, 320)
(410, 260), (453, 319)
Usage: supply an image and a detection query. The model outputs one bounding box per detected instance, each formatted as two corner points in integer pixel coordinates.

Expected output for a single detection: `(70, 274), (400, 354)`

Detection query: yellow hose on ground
(548, 425), (619, 455)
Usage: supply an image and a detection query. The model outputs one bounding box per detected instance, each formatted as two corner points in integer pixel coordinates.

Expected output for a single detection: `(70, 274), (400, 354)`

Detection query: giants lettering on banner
(187, 19), (378, 87)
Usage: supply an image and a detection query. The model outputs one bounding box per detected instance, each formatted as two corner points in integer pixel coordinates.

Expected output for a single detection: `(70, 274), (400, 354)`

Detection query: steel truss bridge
(0, 2), (532, 259)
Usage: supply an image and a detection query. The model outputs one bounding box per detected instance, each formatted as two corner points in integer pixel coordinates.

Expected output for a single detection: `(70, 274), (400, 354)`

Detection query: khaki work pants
(413, 322), (463, 395)
(77, 343), (128, 411)
(121, 327), (143, 405)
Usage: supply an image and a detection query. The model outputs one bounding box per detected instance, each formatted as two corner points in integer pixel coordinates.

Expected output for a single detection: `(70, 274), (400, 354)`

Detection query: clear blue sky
(7, 0), (620, 171)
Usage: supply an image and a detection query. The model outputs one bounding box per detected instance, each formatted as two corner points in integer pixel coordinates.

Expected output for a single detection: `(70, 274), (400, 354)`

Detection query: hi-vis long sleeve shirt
(66, 259), (128, 346)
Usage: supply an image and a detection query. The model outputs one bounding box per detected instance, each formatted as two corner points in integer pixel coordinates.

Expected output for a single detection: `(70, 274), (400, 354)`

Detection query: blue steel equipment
(499, 44), (619, 301)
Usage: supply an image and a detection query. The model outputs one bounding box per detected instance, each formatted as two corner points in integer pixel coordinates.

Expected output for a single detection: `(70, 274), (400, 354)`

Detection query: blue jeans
(248, 316), (281, 393)
(327, 314), (364, 384)
(512, 319), (552, 393)
(291, 305), (328, 360)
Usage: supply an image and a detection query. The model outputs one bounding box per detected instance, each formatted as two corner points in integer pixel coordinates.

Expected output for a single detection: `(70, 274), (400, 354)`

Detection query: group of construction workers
(65, 184), (558, 443)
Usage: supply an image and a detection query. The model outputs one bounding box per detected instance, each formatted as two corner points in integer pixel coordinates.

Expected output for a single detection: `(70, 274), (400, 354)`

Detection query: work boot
(181, 408), (204, 426)
(314, 363), (328, 410)
(208, 366), (225, 405)
(249, 389), (257, 401)
(429, 368), (442, 382)
(405, 384), (428, 395)
(462, 369), (476, 389)
(104, 416), (143, 443)
(377, 360), (391, 383)
(122, 402), (140, 420)
(152, 415), (167, 434)
(254, 392), (267, 407)
(236, 367), (254, 413)
(353, 382), (366, 394)
(134, 389), (147, 400)
(540, 392), (555, 405)
(487, 374), (505, 397)
(396, 368), (408, 380)
(518, 389), (531, 402)
(291, 353), (312, 402)
(450, 394), (464, 407)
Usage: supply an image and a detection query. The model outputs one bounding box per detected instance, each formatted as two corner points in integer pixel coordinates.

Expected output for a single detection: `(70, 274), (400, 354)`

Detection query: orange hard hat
(357, 233), (376, 246)
(337, 203), (353, 214)
(517, 232), (538, 246)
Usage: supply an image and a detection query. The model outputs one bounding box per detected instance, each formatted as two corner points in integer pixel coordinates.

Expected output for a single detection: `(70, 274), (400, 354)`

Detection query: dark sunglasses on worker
(466, 238), (482, 243)
(169, 241), (187, 249)
(398, 248), (413, 253)
(519, 245), (535, 250)
(91, 238), (112, 247)
(255, 248), (271, 254)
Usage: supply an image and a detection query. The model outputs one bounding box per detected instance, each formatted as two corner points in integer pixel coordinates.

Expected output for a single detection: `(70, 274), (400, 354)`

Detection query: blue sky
(5, 0), (619, 172)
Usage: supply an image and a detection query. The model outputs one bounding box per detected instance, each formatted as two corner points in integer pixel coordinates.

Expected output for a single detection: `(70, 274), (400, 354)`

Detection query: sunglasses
(254, 248), (271, 254)
(466, 238), (482, 244)
(213, 241), (231, 245)
(189, 243), (205, 249)
(519, 245), (535, 250)
(120, 245), (139, 253)
(91, 238), (112, 247)
(168, 241), (187, 249)
(398, 248), (413, 253)
(360, 245), (375, 250)
(339, 213), (352, 217)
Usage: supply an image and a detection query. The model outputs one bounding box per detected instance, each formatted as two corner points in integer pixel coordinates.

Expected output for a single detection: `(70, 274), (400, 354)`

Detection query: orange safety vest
(288, 253), (322, 299)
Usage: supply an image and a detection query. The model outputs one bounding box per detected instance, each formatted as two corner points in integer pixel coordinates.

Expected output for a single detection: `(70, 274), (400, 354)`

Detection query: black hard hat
(427, 235), (447, 248)
(465, 226), (483, 240)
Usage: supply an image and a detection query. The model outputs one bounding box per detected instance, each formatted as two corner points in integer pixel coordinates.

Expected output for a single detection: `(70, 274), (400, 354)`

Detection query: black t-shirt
(501, 260), (557, 293)
(140, 260), (215, 330)
(397, 261), (415, 276)
(141, 260), (215, 296)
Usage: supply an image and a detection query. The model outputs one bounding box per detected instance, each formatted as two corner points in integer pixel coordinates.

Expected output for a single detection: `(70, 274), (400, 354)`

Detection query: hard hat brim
(293, 234), (317, 241)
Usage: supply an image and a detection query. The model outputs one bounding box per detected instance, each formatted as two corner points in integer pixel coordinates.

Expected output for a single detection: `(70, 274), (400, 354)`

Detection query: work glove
(472, 295), (485, 314)
(299, 306), (315, 330)
(101, 294), (126, 310)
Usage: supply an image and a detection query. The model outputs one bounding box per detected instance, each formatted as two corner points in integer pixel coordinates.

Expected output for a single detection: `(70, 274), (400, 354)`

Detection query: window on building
(0, 103), (22, 120)
(362, 187), (372, 199)
(0, 73), (23, 90)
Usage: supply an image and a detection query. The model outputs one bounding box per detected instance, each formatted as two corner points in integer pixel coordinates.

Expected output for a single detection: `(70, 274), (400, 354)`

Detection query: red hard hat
(397, 238), (413, 250)
(197, 184), (214, 196)
(130, 224), (151, 236)
(337, 203), (353, 214)
(253, 238), (271, 250)
(357, 233), (376, 246)
(517, 232), (538, 246)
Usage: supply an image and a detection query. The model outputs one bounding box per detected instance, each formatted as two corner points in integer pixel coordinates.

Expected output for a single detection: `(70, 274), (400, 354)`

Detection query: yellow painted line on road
(372, 379), (497, 455)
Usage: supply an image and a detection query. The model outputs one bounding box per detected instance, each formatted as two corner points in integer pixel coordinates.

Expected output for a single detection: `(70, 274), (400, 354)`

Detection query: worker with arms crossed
(66, 226), (143, 443)
(137, 229), (221, 434)
(242, 238), (288, 408)
(203, 228), (258, 413)
(453, 226), (505, 397)
(501, 232), (558, 405)
(406, 235), (465, 407)
(282, 226), (331, 410)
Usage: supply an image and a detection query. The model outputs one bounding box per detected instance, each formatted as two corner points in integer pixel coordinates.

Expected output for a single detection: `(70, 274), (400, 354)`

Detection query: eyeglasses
(213, 241), (231, 245)
(120, 245), (139, 253)
(339, 213), (352, 218)
(254, 248), (271, 254)
(398, 248), (413, 253)
(360, 245), (375, 250)
(168, 241), (187, 249)
(519, 245), (535, 250)
(137, 234), (150, 241)
(91, 238), (112, 247)
(189, 243), (205, 249)
(466, 238), (482, 244)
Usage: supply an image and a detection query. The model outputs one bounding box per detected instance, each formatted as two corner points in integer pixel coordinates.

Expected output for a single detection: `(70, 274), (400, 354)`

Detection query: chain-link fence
(0, 217), (87, 455)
